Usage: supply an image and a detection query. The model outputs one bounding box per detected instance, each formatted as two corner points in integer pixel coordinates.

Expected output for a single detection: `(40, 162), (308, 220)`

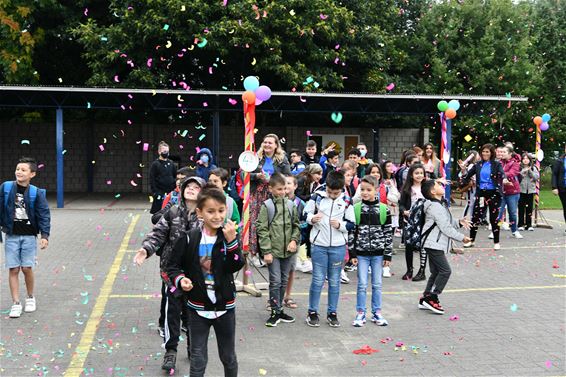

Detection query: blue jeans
(499, 193), (520, 232)
(356, 255), (383, 314)
(308, 245), (346, 314)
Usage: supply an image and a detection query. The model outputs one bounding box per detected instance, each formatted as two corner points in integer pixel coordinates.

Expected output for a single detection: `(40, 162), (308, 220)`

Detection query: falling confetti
(510, 304), (518, 312)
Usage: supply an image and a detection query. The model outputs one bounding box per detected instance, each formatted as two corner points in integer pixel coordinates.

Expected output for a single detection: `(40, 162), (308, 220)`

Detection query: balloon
(540, 122), (549, 131)
(437, 100), (449, 112)
(448, 100), (460, 111)
(537, 149), (544, 162)
(255, 98), (263, 106)
(255, 85), (272, 102)
(242, 91), (256, 104)
(542, 113), (551, 122)
(533, 116), (543, 126)
(445, 108), (457, 119)
(243, 76), (259, 91)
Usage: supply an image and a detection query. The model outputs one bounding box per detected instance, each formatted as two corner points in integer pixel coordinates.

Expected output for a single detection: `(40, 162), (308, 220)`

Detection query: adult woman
(499, 145), (523, 239)
(462, 144), (506, 250)
(422, 143), (442, 179)
(458, 150), (480, 218)
(518, 153), (539, 231)
(248, 134), (291, 256)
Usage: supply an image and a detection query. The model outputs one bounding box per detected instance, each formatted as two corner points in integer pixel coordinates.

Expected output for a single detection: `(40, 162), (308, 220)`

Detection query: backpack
(404, 198), (436, 249)
(3, 181), (41, 213)
(353, 202), (388, 226)
(257, 198), (295, 255)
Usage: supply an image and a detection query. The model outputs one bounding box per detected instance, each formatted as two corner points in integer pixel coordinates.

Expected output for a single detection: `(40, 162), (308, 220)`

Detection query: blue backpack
(3, 181), (41, 213)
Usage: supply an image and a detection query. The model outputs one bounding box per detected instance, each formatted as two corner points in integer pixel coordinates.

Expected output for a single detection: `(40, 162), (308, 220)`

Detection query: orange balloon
(445, 108), (457, 119)
(242, 91), (256, 104)
(533, 116), (543, 126)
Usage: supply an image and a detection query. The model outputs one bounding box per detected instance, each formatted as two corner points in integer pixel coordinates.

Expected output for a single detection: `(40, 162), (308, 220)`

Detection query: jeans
(356, 255), (383, 314)
(187, 309), (238, 377)
(267, 255), (296, 312)
(424, 248), (451, 296)
(499, 193), (520, 232)
(470, 190), (501, 243)
(559, 190), (566, 223)
(518, 193), (534, 228)
(309, 245), (346, 314)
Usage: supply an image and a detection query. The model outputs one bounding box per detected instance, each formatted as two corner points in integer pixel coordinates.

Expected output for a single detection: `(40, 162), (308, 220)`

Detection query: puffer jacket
(141, 178), (201, 268)
(501, 158), (521, 195)
(348, 200), (393, 260)
(305, 190), (355, 247)
(520, 166), (539, 194)
(256, 197), (301, 258)
(422, 199), (465, 253)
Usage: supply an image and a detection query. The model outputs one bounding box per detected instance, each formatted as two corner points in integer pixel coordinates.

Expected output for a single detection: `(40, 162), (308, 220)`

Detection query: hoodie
(195, 148), (217, 180)
(305, 190), (355, 247)
(421, 199), (465, 253)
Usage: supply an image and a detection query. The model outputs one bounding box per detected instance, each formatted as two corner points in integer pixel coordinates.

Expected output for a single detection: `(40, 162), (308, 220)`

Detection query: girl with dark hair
(382, 160), (402, 238)
(296, 164), (323, 203)
(518, 153), (539, 231)
(422, 143), (442, 179)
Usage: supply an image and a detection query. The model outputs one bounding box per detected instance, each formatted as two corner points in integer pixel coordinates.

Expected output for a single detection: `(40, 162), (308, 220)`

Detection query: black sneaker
(161, 349), (177, 371)
(418, 296), (428, 310)
(422, 295), (445, 315)
(306, 311), (320, 327)
(265, 311), (281, 327)
(327, 312), (341, 327)
(279, 310), (295, 323)
(412, 269), (426, 282)
(157, 327), (165, 338)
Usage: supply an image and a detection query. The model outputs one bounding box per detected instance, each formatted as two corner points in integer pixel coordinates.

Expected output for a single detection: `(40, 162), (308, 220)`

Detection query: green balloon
(437, 100), (449, 112)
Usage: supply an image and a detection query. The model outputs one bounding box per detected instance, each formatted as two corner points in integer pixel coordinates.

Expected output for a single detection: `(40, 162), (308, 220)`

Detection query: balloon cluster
(242, 76), (272, 106)
(533, 113), (551, 132)
(437, 100), (460, 120)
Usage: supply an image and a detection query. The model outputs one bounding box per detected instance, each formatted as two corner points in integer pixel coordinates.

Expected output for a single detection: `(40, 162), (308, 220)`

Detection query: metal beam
(56, 108), (64, 208)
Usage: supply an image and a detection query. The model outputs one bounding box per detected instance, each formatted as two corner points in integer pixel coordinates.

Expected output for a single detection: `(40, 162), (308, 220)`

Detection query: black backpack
(404, 198), (435, 249)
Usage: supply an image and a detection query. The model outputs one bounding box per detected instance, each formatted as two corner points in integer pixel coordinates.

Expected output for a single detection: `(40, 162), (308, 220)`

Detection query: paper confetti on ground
(353, 345), (379, 355)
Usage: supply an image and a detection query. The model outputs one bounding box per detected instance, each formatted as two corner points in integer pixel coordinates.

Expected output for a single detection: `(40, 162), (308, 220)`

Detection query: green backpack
(353, 202), (388, 226)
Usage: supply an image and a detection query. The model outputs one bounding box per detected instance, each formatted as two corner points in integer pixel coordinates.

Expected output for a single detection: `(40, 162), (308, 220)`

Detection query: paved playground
(0, 196), (565, 377)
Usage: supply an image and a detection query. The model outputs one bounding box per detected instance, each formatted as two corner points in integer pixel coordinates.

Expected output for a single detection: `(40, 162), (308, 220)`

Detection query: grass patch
(538, 190), (562, 210)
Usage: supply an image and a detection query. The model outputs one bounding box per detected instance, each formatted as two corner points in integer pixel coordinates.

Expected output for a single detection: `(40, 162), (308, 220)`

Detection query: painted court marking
(65, 214), (140, 377)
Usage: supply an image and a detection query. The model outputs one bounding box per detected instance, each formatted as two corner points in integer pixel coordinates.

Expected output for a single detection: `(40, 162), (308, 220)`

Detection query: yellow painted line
(553, 274), (566, 278)
(452, 244), (565, 253)
(108, 284), (566, 299)
(65, 214), (140, 377)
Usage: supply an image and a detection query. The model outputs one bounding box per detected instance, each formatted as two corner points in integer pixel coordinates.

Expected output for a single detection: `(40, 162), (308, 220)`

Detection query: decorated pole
(241, 98), (256, 252)
(534, 122), (541, 224)
(439, 112), (452, 205)
(532, 113), (552, 228)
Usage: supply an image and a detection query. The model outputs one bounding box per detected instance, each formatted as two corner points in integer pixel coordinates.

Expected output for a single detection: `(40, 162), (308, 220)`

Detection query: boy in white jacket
(304, 171), (355, 328)
(419, 180), (471, 314)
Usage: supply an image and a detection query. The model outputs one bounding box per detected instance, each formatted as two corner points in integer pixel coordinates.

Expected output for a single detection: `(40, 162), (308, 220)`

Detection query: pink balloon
(255, 85), (272, 102)
(540, 122), (549, 131)
(255, 98), (263, 106)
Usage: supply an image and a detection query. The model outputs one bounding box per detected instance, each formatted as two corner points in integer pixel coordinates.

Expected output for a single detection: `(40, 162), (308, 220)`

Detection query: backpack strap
(354, 202), (362, 225)
(28, 185), (38, 213)
(285, 199), (294, 219)
(379, 203), (388, 225)
(3, 181), (14, 209)
(264, 199), (276, 226)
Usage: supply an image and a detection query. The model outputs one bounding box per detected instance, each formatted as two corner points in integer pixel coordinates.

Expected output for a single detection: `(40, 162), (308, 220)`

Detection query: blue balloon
(542, 113), (551, 122)
(448, 100), (460, 111)
(243, 76), (259, 91)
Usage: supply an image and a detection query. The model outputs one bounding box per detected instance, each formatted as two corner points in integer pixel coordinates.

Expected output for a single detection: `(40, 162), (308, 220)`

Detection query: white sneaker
(296, 260), (313, 273)
(463, 241), (475, 248)
(394, 229), (402, 238)
(517, 227), (525, 231)
(340, 270), (350, 284)
(512, 231), (523, 239)
(488, 232), (494, 239)
(382, 266), (391, 278)
(528, 227), (534, 231)
(488, 223), (492, 231)
(24, 297), (36, 313)
(493, 243), (501, 250)
(501, 223), (510, 231)
(251, 256), (266, 268)
(9, 303), (22, 318)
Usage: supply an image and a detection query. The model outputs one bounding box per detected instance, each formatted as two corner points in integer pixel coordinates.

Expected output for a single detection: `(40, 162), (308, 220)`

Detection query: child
(166, 185), (244, 377)
(349, 176), (393, 326)
(341, 160), (360, 198)
(134, 176), (205, 370)
(0, 157), (51, 318)
(257, 173), (301, 326)
(356, 142), (374, 176)
(160, 167), (193, 212)
(418, 180), (471, 314)
(289, 149), (307, 175)
(296, 164), (323, 203)
(195, 148), (217, 181)
(518, 153), (539, 231)
(304, 170), (355, 328)
(347, 148), (362, 177)
(382, 160), (402, 238)
(320, 150), (340, 184)
(208, 168), (241, 225)
(302, 140), (320, 165)
(399, 163), (426, 281)
(150, 141), (177, 214)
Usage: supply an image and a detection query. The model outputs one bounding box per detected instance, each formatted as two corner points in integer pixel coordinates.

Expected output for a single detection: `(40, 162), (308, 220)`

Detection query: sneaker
(463, 241), (475, 248)
(488, 223), (492, 230)
(528, 227), (535, 231)
(382, 266), (391, 278)
(517, 226), (525, 231)
(306, 311), (320, 327)
(501, 222), (510, 231)
(493, 243), (501, 250)
(450, 247), (464, 255)
(252, 256), (266, 268)
(344, 263), (357, 272)
(9, 303), (22, 318)
(161, 349), (177, 371)
(418, 296), (428, 310)
(340, 270), (350, 284)
(24, 297), (36, 313)
(401, 269), (413, 280)
(421, 295), (444, 315)
(394, 229), (403, 238)
(157, 327), (165, 338)
(352, 311), (366, 327)
(371, 312), (388, 326)
(488, 232), (494, 239)
(278, 310), (295, 323)
(266, 310), (281, 327)
(327, 312), (341, 327)
(296, 260), (313, 273)
(412, 269), (426, 282)
(512, 231), (523, 239)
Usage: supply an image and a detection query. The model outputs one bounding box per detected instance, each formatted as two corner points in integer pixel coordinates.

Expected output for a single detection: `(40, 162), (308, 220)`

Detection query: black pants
(164, 287), (189, 352)
(470, 190), (501, 243)
(518, 193), (534, 228)
(559, 190), (566, 223)
(188, 308), (238, 377)
(150, 193), (165, 214)
(405, 243), (417, 271)
(424, 248), (451, 296)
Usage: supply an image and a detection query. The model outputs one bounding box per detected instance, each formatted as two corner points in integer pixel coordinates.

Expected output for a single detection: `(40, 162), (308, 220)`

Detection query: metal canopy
(0, 85), (528, 115)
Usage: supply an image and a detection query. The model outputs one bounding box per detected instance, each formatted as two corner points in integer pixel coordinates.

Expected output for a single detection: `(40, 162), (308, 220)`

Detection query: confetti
(21, 139), (30, 145)
(306, 130), (312, 136)
(163, 24), (170, 31)
(80, 292), (89, 305)
(199, 134), (206, 141)
(222, 0), (228, 6)
(353, 345), (379, 355)
(464, 135), (473, 142)
(228, 98), (238, 105)
(84, 8), (88, 16)
(545, 360), (552, 369)
(449, 315), (459, 321)
(386, 83), (395, 91)
(143, 143), (149, 151)
(99, 145), (105, 152)
(552, 260), (559, 268)
(130, 180), (138, 187)
(197, 38), (208, 48)
(106, 180), (112, 185)
(331, 112), (343, 124)
(510, 303), (518, 312)
(259, 369), (267, 376)
(87, 102), (91, 109)
(114, 75), (120, 82)
(147, 58), (153, 67)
